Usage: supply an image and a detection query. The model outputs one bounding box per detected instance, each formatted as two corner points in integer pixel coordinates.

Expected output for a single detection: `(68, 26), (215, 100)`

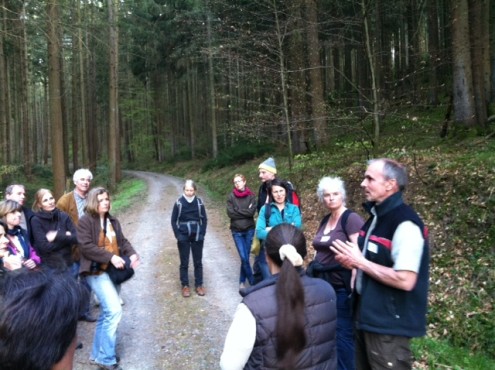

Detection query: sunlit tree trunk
(47, 0), (66, 199)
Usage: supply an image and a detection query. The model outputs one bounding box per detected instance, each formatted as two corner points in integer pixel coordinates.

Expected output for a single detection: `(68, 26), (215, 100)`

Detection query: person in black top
(171, 179), (208, 297)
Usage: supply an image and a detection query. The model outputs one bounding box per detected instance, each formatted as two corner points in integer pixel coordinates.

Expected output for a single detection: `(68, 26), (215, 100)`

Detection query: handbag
(106, 255), (135, 285)
(250, 235), (261, 256)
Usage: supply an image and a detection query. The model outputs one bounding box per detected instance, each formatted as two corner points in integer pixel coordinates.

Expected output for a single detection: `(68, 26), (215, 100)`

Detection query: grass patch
(412, 337), (495, 369)
(111, 176), (146, 215)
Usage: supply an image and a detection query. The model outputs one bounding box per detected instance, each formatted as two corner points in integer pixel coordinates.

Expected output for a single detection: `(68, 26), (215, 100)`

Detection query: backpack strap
(286, 181), (301, 208)
(340, 209), (352, 241)
(196, 197), (204, 225)
(175, 198), (182, 228)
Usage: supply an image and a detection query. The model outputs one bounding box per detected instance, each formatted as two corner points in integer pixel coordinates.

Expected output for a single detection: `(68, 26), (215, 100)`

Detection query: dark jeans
(252, 244), (271, 284)
(336, 288), (355, 370)
(232, 229), (255, 285)
(177, 239), (204, 287)
(71, 261), (92, 316)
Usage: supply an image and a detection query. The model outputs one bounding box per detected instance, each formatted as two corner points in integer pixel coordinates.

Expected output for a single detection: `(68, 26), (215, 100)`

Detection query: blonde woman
(30, 188), (77, 269)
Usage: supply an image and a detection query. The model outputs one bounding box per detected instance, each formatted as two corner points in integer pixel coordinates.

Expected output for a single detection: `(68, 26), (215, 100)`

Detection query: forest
(0, 0), (494, 365)
(0, 0), (493, 195)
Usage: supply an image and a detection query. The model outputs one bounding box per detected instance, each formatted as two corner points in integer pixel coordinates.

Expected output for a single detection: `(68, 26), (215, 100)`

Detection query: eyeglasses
(234, 180), (244, 184)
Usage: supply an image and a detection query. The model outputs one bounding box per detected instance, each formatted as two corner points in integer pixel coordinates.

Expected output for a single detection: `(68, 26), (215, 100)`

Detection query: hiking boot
(182, 286), (191, 298)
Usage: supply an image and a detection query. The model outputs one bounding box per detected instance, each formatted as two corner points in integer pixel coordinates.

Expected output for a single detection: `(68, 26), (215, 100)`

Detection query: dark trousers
(177, 239), (204, 287)
(252, 244), (271, 284)
(335, 288), (355, 370)
(355, 330), (412, 370)
(71, 261), (92, 316)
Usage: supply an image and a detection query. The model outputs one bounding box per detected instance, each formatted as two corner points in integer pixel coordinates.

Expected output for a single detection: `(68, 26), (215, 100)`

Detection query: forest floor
(73, 171), (241, 370)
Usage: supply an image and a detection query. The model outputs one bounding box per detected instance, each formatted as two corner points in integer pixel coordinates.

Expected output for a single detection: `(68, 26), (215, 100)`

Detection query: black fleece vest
(357, 193), (429, 337)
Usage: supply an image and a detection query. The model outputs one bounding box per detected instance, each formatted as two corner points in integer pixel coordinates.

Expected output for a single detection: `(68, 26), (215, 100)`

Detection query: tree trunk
(0, 0), (8, 162)
(491, 0), (495, 102)
(304, 0), (327, 150)
(47, 0), (66, 200)
(19, 4), (31, 177)
(273, 0), (293, 168)
(108, 0), (120, 190)
(205, 1), (217, 159)
(452, 0), (476, 127)
(362, 0), (381, 144)
(287, 0), (307, 154)
(427, 0), (440, 106)
(468, 0), (488, 131)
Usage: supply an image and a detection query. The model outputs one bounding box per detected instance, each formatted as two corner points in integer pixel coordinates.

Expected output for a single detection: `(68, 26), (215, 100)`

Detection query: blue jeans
(336, 288), (355, 370)
(86, 273), (122, 366)
(232, 229), (255, 285)
(252, 243), (271, 284)
(177, 239), (204, 287)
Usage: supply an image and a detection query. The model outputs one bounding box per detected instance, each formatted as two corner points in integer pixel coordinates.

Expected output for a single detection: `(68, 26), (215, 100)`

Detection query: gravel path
(73, 171), (241, 369)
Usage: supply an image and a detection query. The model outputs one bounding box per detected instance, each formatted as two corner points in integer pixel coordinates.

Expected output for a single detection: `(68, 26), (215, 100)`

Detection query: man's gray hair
(369, 158), (408, 191)
(72, 168), (93, 183)
(4, 184), (25, 198)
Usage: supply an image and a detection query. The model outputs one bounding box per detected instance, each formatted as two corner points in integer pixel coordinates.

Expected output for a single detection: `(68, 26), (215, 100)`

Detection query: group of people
(1, 157), (429, 370)
(0, 169), (140, 370)
(220, 157), (429, 370)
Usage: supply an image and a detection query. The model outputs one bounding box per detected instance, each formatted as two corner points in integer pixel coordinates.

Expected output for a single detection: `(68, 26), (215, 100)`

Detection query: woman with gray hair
(309, 176), (364, 370)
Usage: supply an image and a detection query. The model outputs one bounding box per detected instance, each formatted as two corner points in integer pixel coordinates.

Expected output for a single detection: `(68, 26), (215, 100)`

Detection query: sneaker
(182, 286), (191, 298)
(90, 356), (120, 365)
(95, 363), (122, 370)
(195, 286), (205, 296)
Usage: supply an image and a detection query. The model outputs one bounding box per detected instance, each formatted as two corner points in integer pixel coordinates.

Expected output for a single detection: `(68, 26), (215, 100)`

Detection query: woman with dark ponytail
(220, 223), (337, 370)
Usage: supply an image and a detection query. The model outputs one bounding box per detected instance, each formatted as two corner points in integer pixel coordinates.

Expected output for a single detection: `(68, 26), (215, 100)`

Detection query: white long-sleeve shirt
(219, 303), (256, 370)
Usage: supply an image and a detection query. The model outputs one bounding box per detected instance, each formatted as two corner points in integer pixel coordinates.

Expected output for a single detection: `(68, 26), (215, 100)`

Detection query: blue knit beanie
(259, 157), (277, 174)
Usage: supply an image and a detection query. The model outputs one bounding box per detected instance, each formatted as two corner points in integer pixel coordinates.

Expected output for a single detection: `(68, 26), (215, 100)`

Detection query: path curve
(74, 171), (241, 369)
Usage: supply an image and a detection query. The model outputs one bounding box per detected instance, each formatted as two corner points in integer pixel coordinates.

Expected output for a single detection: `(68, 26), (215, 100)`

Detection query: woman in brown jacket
(77, 187), (139, 370)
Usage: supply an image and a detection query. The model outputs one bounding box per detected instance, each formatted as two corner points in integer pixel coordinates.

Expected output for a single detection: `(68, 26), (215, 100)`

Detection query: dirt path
(74, 171), (242, 370)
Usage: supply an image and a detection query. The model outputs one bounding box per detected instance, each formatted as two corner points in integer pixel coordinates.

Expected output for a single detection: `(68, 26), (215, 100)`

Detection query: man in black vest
(332, 158), (429, 370)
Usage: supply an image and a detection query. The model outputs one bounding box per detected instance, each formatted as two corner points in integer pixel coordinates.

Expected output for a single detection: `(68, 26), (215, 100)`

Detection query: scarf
(184, 195), (196, 203)
(7, 227), (30, 258)
(233, 186), (254, 198)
